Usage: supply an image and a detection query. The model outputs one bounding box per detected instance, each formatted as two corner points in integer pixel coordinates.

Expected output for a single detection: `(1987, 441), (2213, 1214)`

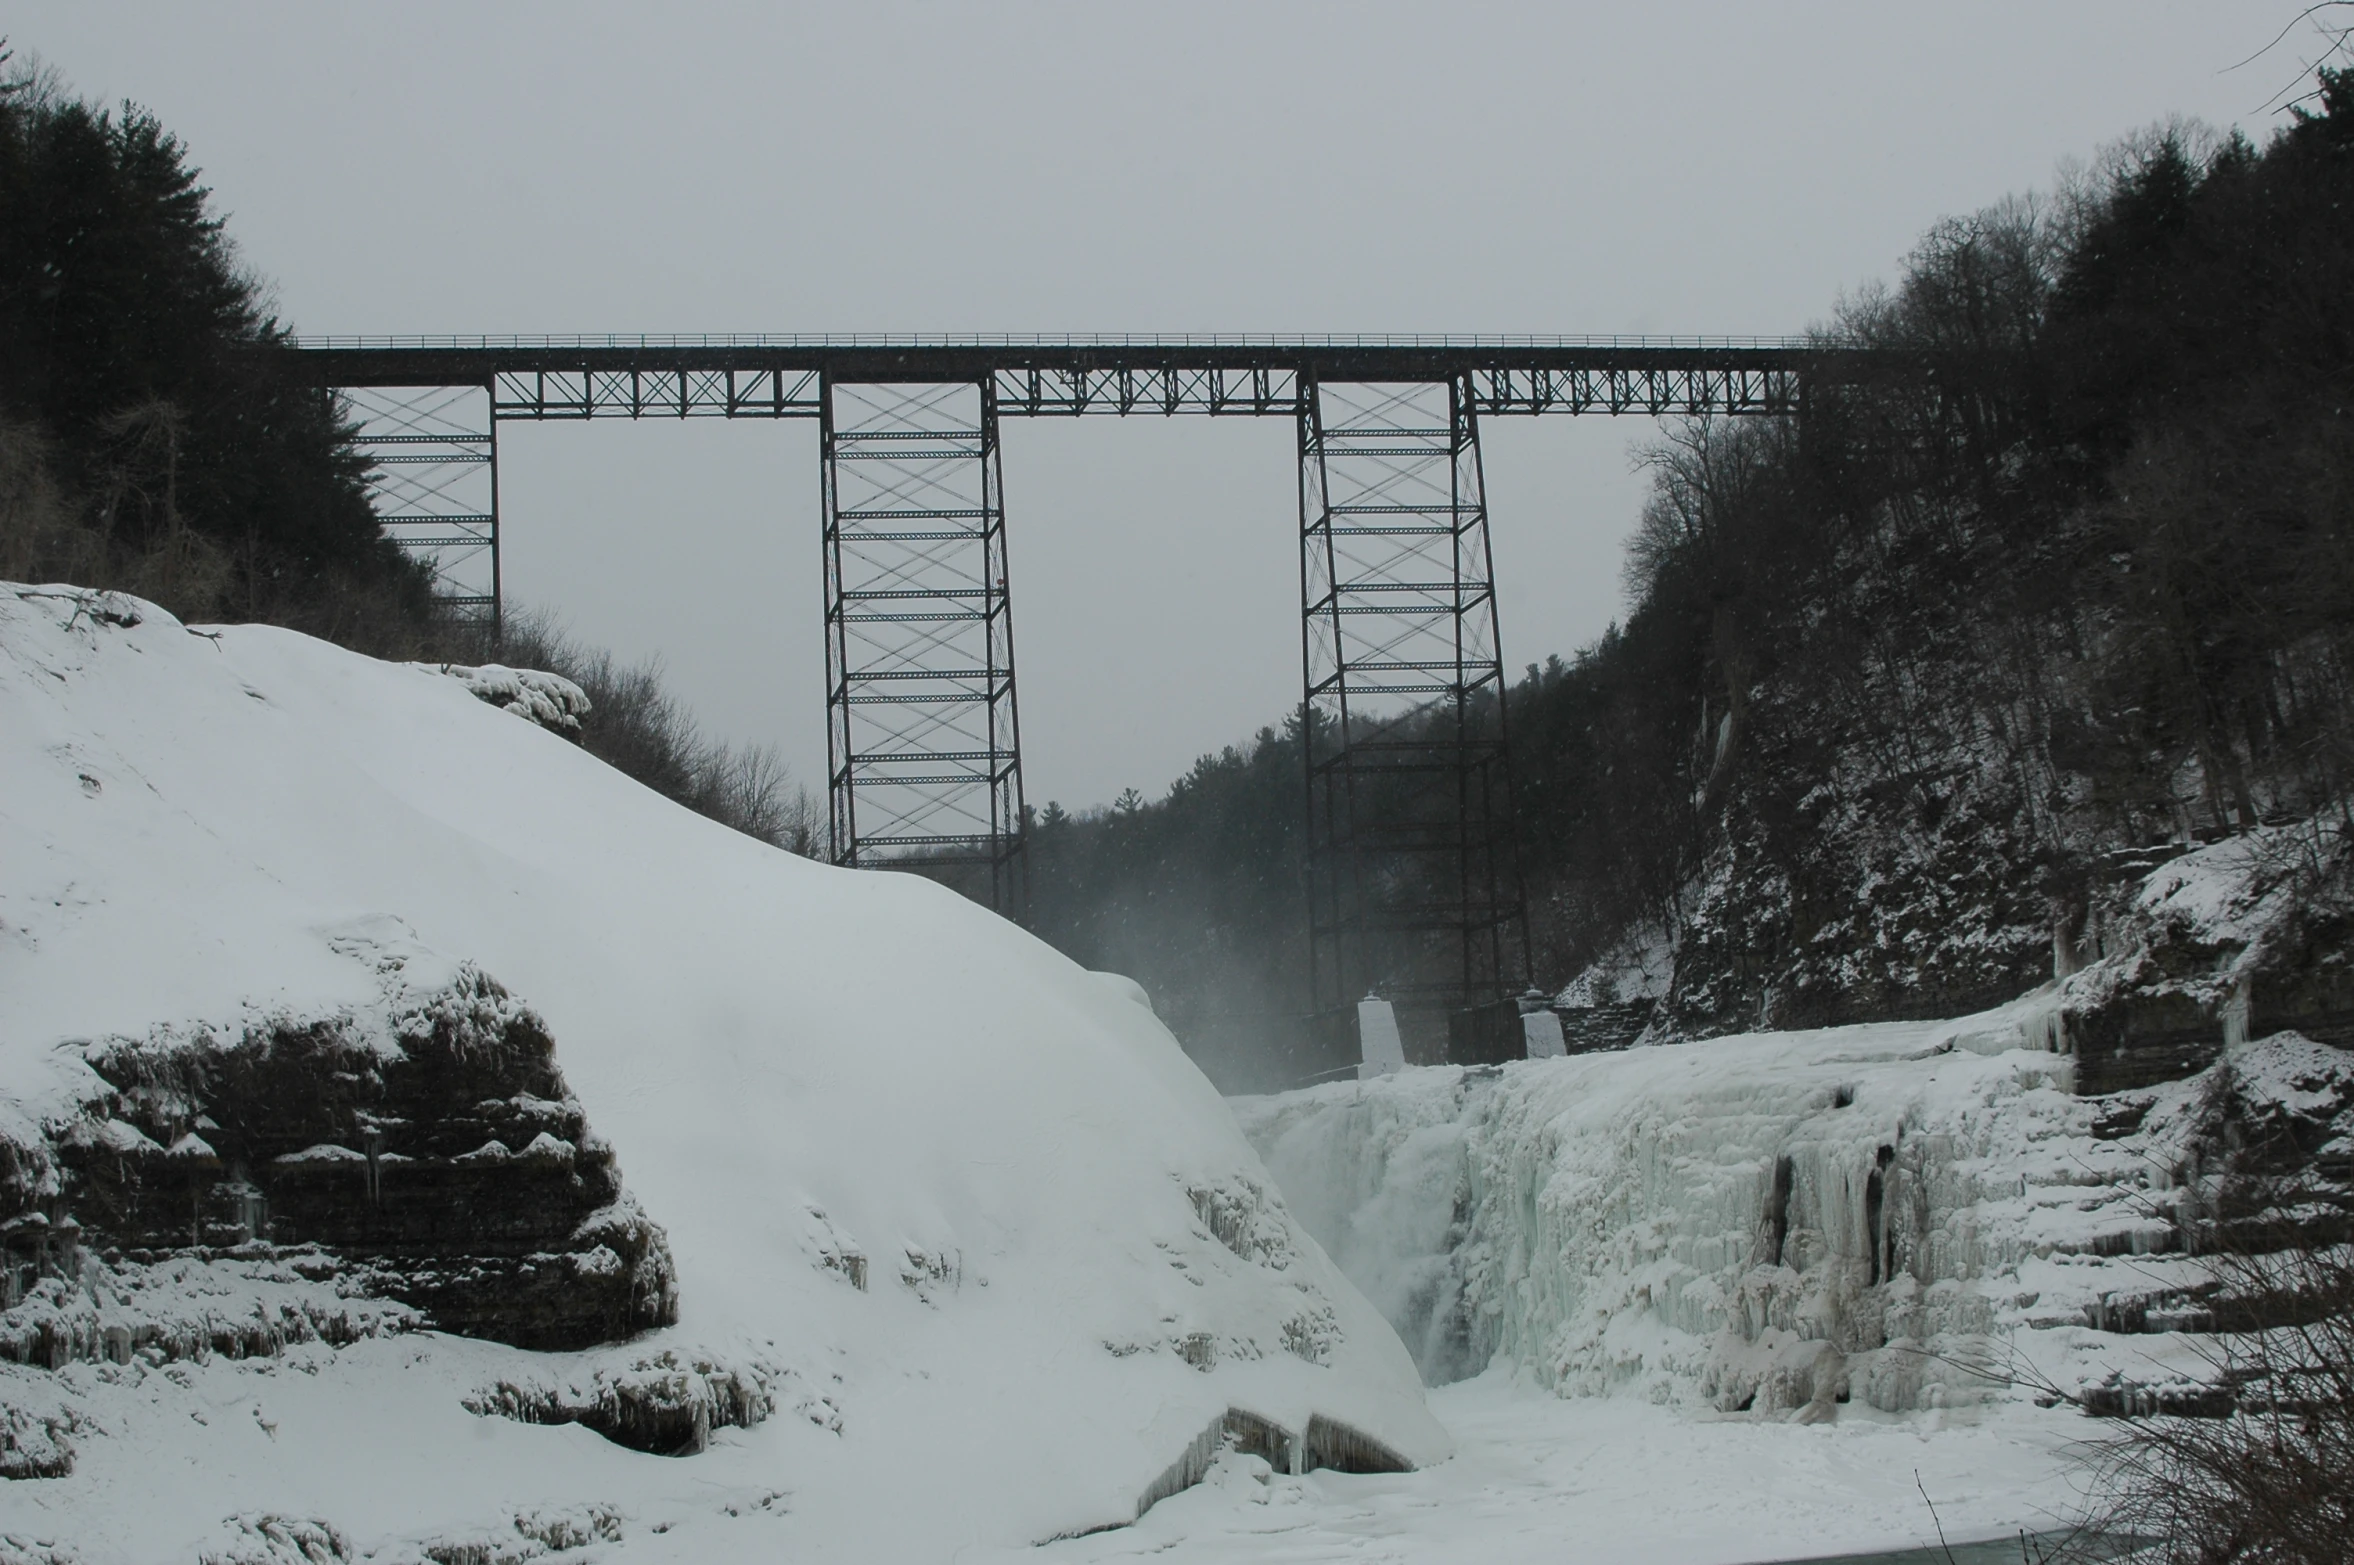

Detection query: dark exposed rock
(1661, 775), (2057, 1039)
(12, 962), (674, 1357)
(1303, 1412), (1410, 1474)
(0, 1252), (423, 1371)
(2069, 995), (2232, 1096)
(1552, 1000), (1655, 1054)
(1122, 1405), (1415, 1534)
(2079, 1378), (2238, 1419)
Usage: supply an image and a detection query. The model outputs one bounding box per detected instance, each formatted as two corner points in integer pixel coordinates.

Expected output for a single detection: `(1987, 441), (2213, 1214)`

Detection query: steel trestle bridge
(288, 334), (1841, 1058)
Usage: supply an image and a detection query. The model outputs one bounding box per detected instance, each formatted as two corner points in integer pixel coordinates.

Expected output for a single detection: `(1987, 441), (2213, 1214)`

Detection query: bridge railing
(291, 330), (1819, 352)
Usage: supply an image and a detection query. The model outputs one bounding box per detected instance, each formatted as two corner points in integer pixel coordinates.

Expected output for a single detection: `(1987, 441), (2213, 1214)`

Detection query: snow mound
(0, 585), (1441, 1560)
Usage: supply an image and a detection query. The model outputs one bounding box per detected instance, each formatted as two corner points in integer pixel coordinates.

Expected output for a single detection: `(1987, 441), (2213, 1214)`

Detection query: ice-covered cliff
(0, 585), (1443, 1561)
(1237, 1007), (2353, 1419)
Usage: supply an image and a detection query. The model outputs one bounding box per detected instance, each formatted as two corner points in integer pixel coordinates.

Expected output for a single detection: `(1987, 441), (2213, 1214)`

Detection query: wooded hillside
(1028, 79), (2354, 1088)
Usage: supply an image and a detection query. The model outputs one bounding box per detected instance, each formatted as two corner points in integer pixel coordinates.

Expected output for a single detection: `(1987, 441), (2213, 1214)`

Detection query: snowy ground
(990, 1365), (2090, 1565)
(0, 1343), (2092, 1564)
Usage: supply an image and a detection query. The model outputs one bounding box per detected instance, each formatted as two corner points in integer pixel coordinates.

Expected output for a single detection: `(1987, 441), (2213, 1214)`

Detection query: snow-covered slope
(0, 586), (1443, 1562)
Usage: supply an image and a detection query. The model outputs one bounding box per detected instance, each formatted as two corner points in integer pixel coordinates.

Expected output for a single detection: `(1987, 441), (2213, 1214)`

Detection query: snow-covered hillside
(0, 586), (1443, 1562)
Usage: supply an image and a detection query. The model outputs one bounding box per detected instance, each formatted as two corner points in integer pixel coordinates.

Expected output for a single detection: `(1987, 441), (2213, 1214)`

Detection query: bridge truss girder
(821, 378), (1026, 912)
(326, 341), (1822, 661)
(471, 360), (1799, 422)
(1300, 377), (1529, 1048)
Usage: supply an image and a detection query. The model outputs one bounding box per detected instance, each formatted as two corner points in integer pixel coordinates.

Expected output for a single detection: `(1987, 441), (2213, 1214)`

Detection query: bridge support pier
(347, 383), (501, 641)
(821, 377), (1028, 914)
(1299, 375), (1530, 1061)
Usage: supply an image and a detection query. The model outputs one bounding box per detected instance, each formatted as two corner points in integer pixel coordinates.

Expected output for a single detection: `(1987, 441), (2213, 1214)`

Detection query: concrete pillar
(1357, 995), (1405, 1079)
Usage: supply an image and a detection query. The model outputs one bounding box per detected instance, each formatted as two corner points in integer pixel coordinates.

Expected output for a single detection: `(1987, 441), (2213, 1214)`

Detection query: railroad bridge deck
(291, 332), (1835, 418)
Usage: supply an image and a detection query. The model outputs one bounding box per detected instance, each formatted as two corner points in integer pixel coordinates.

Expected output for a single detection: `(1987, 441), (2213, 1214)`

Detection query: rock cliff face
(2057, 823), (2354, 1095)
(0, 943), (675, 1360)
(1562, 817), (2354, 1102)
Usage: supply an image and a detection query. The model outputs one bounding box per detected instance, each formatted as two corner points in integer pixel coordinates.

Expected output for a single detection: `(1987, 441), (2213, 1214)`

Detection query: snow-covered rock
(29, 931), (680, 1353)
(2055, 822), (2354, 1091)
(0, 584), (1442, 1560)
(407, 660), (590, 736)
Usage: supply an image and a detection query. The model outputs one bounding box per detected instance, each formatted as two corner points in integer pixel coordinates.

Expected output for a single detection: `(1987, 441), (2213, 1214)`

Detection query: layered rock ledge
(1, 941), (675, 1362)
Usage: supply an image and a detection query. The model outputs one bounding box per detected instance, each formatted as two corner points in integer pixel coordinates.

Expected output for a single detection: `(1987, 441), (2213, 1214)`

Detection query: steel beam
(1300, 376), (1530, 1052)
(822, 378), (1027, 913)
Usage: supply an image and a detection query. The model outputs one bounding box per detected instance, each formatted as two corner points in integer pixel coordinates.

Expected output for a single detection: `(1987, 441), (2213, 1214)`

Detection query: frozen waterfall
(1234, 1000), (2268, 1417)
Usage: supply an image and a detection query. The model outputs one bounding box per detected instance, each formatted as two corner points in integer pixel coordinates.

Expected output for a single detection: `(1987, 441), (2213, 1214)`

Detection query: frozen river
(988, 1364), (2088, 1565)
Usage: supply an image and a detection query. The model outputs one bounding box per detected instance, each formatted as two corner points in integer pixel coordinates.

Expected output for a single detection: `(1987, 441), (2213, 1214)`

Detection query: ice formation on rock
(1238, 1010), (2353, 1418)
(1356, 998), (1405, 1079)
(0, 584), (1442, 1560)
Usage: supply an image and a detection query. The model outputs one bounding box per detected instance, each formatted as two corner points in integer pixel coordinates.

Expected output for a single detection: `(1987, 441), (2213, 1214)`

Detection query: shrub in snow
(407, 662), (590, 738)
(196, 1514), (352, 1565)
(465, 1347), (806, 1457)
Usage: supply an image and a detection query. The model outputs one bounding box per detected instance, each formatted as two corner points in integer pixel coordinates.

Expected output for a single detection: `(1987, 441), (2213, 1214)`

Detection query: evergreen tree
(0, 49), (422, 637)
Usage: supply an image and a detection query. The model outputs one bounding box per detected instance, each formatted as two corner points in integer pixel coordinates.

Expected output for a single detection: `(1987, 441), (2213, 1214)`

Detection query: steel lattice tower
(294, 337), (1830, 1060)
(1299, 376), (1530, 1051)
(346, 384), (499, 637)
(821, 378), (1027, 913)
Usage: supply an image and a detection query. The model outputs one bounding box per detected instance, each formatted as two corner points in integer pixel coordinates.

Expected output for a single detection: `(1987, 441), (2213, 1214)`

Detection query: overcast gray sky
(15, 2), (2332, 808)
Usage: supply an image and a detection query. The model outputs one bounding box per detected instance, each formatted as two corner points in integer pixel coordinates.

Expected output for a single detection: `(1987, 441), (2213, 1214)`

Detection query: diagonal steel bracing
(821, 379), (1027, 913)
(345, 384), (499, 634)
(1299, 376), (1530, 1047)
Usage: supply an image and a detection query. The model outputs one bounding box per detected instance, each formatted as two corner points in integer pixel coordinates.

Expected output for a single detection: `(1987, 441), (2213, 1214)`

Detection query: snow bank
(1237, 1004), (2342, 1417)
(0, 585), (1442, 1561)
